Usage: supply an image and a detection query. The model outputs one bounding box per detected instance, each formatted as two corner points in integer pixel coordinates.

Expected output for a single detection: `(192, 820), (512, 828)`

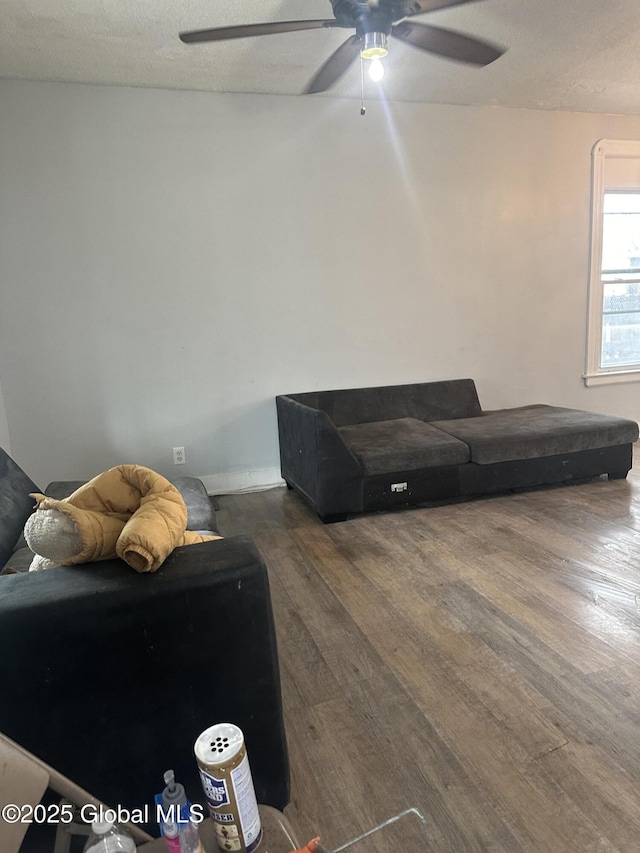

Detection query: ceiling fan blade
(180, 20), (334, 44)
(304, 35), (361, 94)
(392, 21), (504, 65)
(401, 0), (484, 16)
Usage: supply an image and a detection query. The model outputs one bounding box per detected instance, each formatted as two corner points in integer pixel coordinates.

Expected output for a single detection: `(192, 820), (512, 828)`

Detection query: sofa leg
(319, 512), (348, 524)
(608, 471), (629, 480)
(285, 480), (293, 490)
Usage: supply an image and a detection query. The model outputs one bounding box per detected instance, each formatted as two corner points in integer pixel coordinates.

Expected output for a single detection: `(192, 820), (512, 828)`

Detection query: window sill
(583, 369), (640, 387)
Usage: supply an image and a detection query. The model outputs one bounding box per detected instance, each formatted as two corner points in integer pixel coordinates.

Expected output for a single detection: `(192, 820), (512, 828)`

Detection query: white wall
(1, 79), (640, 488)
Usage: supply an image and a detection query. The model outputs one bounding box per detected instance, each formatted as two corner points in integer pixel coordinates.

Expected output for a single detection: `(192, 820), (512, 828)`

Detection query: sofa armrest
(0, 536), (289, 827)
(276, 396), (363, 516)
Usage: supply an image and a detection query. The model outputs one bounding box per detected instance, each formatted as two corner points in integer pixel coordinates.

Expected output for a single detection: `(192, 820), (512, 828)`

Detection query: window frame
(584, 138), (640, 387)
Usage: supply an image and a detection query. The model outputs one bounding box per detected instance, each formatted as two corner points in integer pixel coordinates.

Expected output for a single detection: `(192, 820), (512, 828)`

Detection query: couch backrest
(0, 448), (39, 570)
(287, 379), (482, 427)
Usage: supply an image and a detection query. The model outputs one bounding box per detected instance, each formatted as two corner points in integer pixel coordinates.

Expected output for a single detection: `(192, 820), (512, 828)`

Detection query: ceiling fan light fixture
(360, 31), (388, 59)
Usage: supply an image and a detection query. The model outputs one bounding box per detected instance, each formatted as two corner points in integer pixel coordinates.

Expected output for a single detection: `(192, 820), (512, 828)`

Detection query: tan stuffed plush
(24, 464), (220, 573)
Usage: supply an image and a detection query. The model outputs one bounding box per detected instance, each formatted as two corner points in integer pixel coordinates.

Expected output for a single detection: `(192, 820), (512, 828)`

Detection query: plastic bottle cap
(92, 818), (116, 835)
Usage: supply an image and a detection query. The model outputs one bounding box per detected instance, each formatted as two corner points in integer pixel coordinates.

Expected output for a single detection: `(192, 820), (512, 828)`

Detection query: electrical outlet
(173, 446), (186, 465)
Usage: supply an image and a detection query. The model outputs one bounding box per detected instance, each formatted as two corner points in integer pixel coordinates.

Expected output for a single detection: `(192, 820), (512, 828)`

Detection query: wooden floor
(215, 453), (640, 853)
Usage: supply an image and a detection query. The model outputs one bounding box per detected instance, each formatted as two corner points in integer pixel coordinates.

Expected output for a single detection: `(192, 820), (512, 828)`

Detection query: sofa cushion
(338, 417), (470, 475)
(432, 404), (640, 465)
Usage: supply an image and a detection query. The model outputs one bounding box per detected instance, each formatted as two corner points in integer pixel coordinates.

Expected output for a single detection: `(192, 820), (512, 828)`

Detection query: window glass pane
(600, 193), (640, 367)
(602, 192), (640, 272)
(601, 290), (640, 366)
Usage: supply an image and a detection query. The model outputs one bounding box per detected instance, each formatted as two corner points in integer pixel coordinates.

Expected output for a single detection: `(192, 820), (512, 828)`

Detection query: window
(585, 139), (640, 386)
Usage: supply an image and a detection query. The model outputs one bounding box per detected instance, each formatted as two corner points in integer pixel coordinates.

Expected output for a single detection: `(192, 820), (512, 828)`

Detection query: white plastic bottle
(82, 818), (136, 853)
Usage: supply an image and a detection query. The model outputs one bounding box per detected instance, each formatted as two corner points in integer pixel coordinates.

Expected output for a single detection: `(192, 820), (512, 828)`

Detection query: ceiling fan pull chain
(360, 53), (366, 115)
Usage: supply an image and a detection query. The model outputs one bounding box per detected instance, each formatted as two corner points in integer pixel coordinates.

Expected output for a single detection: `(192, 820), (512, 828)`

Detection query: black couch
(0, 447), (290, 836)
(276, 378), (639, 522)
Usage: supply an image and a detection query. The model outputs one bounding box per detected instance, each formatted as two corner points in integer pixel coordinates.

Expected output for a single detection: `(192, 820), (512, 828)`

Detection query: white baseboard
(200, 467), (285, 496)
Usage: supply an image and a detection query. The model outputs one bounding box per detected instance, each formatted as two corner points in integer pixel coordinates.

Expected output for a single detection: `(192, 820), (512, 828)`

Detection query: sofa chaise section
(276, 380), (638, 522)
(431, 404), (639, 465)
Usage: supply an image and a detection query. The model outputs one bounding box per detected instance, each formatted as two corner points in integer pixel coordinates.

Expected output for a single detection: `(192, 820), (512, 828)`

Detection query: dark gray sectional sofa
(276, 379), (639, 522)
(0, 447), (290, 840)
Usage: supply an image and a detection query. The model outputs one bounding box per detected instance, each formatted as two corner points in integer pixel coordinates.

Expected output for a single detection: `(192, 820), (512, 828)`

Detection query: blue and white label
(199, 769), (231, 808)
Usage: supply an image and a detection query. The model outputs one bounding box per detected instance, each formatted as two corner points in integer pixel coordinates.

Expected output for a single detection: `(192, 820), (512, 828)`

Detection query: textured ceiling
(2, 0), (640, 113)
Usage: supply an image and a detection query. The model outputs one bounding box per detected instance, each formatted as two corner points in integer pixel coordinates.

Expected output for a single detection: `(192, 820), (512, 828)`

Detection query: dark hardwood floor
(215, 451), (640, 853)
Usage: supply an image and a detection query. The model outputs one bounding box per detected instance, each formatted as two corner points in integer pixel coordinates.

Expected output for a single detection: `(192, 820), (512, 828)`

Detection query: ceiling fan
(179, 0), (505, 93)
